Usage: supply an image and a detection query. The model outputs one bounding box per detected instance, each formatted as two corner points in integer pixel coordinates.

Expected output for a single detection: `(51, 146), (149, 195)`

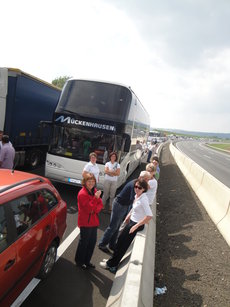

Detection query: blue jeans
(147, 150), (152, 163)
(99, 198), (129, 249)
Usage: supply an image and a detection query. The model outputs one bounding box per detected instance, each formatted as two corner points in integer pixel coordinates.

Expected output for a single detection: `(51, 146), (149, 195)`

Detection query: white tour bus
(45, 79), (150, 189)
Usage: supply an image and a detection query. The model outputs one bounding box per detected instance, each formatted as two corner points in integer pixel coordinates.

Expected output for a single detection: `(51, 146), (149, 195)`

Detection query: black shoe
(81, 264), (87, 270)
(98, 245), (111, 253)
(86, 263), (95, 269)
(75, 262), (87, 269)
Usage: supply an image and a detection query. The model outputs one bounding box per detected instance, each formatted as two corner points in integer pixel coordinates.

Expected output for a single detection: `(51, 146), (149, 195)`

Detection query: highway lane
(176, 141), (230, 188)
(15, 163), (145, 307)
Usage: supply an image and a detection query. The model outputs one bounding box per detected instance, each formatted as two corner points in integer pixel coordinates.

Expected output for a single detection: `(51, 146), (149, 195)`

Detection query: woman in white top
(82, 152), (100, 183)
(102, 152), (120, 211)
(100, 178), (152, 273)
(145, 163), (158, 206)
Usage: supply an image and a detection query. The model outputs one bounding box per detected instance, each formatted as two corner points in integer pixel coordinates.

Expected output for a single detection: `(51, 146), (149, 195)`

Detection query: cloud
(1, 0), (230, 133)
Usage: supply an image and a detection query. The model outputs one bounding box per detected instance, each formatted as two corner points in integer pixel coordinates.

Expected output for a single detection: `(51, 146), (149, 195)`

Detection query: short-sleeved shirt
(146, 178), (158, 205)
(83, 161), (100, 183)
(0, 143), (15, 169)
(104, 161), (120, 182)
(0, 140), (12, 150)
(131, 193), (153, 223)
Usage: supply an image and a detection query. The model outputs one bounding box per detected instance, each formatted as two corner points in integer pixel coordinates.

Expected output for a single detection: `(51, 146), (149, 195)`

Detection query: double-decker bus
(45, 79), (150, 189)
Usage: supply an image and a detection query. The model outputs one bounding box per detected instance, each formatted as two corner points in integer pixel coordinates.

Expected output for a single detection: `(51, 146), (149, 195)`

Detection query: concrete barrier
(106, 143), (164, 307)
(106, 144), (164, 307)
(106, 203), (156, 307)
(170, 143), (230, 246)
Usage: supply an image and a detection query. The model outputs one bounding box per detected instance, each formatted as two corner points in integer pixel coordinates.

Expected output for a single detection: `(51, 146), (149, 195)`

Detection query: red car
(0, 169), (67, 306)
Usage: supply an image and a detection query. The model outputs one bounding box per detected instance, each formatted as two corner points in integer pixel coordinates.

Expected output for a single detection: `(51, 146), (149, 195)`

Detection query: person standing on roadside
(98, 170), (151, 253)
(99, 178), (152, 273)
(147, 141), (156, 163)
(0, 130), (12, 150)
(151, 155), (160, 180)
(145, 163), (158, 206)
(82, 152), (100, 183)
(0, 135), (15, 169)
(0, 130), (3, 150)
(102, 152), (120, 212)
(75, 173), (103, 269)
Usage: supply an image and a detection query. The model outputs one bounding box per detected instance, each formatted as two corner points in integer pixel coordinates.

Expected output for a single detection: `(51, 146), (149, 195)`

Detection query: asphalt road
(17, 163), (145, 307)
(176, 140), (230, 188)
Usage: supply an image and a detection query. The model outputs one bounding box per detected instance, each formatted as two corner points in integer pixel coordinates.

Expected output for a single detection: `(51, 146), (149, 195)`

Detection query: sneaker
(109, 266), (117, 274)
(81, 264), (87, 270)
(99, 261), (117, 273)
(99, 261), (109, 269)
(98, 245), (111, 253)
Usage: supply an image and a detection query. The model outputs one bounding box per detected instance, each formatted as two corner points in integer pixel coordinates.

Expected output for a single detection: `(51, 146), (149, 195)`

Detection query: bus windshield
(56, 80), (132, 122)
(49, 125), (123, 164)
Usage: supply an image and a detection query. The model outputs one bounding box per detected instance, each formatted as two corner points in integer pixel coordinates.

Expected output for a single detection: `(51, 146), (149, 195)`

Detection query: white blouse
(131, 193), (153, 223)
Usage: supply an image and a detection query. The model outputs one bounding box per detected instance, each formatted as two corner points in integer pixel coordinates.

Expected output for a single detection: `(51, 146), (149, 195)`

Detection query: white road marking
(11, 227), (80, 307)
(57, 227), (80, 260)
(203, 155), (211, 159)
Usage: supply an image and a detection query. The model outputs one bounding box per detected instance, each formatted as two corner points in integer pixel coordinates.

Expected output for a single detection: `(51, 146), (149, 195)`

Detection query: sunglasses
(134, 185), (143, 190)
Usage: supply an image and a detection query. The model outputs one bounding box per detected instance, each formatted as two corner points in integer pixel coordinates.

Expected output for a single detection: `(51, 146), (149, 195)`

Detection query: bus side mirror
(124, 137), (131, 152)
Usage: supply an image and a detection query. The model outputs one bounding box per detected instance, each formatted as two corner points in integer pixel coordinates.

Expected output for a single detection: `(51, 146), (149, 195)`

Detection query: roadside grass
(207, 143), (230, 152)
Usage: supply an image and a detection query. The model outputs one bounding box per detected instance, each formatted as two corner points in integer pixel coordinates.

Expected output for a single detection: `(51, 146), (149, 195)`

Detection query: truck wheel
(37, 242), (57, 279)
(26, 149), (42, 169)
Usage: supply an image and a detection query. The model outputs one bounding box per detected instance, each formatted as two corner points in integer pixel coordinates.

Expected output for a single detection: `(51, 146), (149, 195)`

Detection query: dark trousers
(107, 220), (144, 268)
(75, 226), (97, 265)
(99, 199), (129, 250)
(147, 150), (152, 163)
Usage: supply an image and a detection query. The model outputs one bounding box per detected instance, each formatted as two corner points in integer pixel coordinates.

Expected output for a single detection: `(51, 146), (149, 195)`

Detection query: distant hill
(155, 128), (230, 139)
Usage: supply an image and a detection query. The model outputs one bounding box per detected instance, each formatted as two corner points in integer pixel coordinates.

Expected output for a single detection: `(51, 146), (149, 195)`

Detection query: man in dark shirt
(98, 171), (151, 252)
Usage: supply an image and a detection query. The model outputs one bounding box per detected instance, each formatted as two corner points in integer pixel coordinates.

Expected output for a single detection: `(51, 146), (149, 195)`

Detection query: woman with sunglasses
(100, 177), (153, 273)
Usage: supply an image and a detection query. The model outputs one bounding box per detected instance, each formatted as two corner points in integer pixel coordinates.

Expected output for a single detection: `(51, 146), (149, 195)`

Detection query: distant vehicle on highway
(45, 79), (150, 189)
(0, 169), (67, 306)
(147, 130), (160, 143)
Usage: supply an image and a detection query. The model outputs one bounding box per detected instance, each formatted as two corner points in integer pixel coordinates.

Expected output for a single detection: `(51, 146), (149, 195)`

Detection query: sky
(1, 0), (230, 133)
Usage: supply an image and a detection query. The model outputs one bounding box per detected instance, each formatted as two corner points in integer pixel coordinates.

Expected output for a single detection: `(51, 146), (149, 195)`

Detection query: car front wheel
(37, 241), (57, 279)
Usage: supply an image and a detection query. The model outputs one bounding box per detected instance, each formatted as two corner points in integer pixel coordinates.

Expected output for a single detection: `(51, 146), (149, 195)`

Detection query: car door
(0, 205), (18, 305)
(8, 193), (53, 288)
